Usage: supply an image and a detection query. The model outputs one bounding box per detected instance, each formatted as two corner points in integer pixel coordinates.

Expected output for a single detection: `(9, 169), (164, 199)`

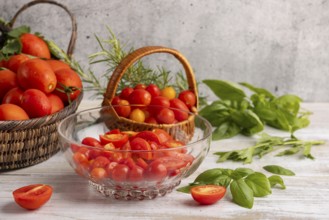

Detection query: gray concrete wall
(1, 0), (329, 102)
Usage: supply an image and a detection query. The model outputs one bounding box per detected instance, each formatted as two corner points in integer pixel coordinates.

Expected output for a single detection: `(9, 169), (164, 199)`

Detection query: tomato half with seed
(135, 131), (161, 144)
(13, 184), (53, 210)
(17, 59), (57, 94)
(20, 33), (51, 59)
(130, 137), (152, 160)
(99, 133), (129, 148)
(152, 129), (172, 143)
(191, 185), (226, 205)
(81, 137), (102, 147)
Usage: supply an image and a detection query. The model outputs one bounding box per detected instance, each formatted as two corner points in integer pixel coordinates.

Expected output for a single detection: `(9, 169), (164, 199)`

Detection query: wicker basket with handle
(0, 0), (82, 171)
(102, 46), (198, 141)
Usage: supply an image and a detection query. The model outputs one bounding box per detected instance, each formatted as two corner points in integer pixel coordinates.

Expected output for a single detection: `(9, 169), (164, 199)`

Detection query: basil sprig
(177, 166), (293, 209)
(200, 80), (311, 140)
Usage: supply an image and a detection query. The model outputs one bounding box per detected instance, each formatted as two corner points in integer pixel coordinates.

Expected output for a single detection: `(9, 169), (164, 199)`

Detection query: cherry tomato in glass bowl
(12, 184), (53, 210)
(99, 133), (129, 148)
(191, 185), (226, 205)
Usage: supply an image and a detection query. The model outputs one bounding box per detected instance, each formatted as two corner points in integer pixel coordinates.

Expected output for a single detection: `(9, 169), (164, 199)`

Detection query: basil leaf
(274, 95), (301, 116)
(203, 79), (246, 102)
(176, 185), (194, 193)
(212, 121), (241, 140)
(268, 175), (286, 189)
(231, 109), (264, 136)
(245, 172), (272, 197)
(231, 168), (254, 180)
(194, 168), (223, 184)
(7, 25), (30, 38)
(303, 143), (315, 159)
(239, 82), (275, 99)
(230, 179), (254, 209)
(263, 165), (295, 176)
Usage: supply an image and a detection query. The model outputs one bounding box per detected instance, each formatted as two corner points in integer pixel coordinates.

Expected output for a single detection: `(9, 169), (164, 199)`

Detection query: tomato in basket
(20, 33), (51, 59)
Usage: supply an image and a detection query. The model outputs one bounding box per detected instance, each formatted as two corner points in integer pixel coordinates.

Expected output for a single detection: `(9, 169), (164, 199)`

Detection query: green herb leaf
(7, 25), (30, 38)
(1, 38), (21, 55)
(239, 82), (275, 99)
(212, 121), (241, 140)
(231, 168), (255, 180)
(263, 165), (295, 176)
(176, 185), (194, 193)
(230, 179), (254, 209)
(245, 172), (272, 197)
(268, 175), (286, 189)
(203, 79), (246, 102)
(231, 109), (264, 136)
(194, 168), (223, 184)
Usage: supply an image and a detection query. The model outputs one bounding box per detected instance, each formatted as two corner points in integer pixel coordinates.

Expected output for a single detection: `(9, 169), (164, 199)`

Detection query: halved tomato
(191, 185), (226, 205)
(13, 184), (53, 210)
(99, 133), (129, 148)
(152, 156), (187, 173)
(130, 137), (152, 160)
(152, 129), (172, 144)
(135, 131), (161, 144)
(81, 137), (102, 147)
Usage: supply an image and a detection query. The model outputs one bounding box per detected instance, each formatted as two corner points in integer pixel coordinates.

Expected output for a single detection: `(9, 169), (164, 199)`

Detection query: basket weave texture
(0, 0), (81, 171)
(102, 46), (198, 140)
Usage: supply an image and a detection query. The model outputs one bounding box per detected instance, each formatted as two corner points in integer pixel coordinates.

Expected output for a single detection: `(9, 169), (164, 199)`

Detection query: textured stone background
(1, 0), (329, 101)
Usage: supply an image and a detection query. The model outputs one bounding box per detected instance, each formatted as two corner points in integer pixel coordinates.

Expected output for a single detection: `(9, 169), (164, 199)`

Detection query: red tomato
(156, 108), (175, 124)
(144, 160), (167, 181)
(191, 185), (226, 205)
(134, 84), (146, 90)
(135, 158), (148, 169)
(128, 89), (151, 106)
(135, 131), (161, 144)
(2, 87), (24, 105)
(47, 93), (64, 114)
(99, 133), (129, 148)
(111, 164), (129, 182)
(21, 89), (52, 118)
(17, 59), (57, 94)
(152, 129), (172, 144)
(53, 68), (82, 104)
(149, 96), (170, 115)
(170, 98), (189, 121)
(165, 151), (194, 164)
(46, 59), (70, 72)
(0, 69), (18, 101)
(105, 161), (118, 175)
(145, 117), (158, 124)
(128, 165), (144, 182)
(13, 184), (53, 210)
(152, 156), (187, 173)
(91, 156), (110, 169)
(121, 141), (132, 159)
(0, 59), (7, 68)
(0, 103), (29, 120)
(105, 129), (121, 135)
(90, 167), (107, 180)
(178, 90), (196, 109)
(114, 99), (131, 117)
(73, 151), (89, 165)
(130, 137), (152, 160)
(146, 84), (161, 97)
(119, 87), (134, 100)
(120, 157), (136, 169)
(81, 137), (102, 147)
(20, 33), (51, 59)
(111, 96), (121, 105)
(7, 54), (30, 73)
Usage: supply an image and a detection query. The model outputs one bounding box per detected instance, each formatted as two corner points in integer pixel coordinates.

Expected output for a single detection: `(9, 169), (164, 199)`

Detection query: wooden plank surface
(1, 101), (329, 220)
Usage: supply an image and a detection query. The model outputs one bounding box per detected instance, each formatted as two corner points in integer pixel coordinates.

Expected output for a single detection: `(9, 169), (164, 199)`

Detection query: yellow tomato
(161, 86), (176, 100)
(129, 108), (146, 122)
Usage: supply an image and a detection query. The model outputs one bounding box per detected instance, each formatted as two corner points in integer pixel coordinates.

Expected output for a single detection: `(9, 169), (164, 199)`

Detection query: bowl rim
(57, 105), (212, 152)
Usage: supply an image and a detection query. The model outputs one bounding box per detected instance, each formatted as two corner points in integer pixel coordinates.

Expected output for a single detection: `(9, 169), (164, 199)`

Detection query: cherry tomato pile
(71, 128), (194, 183)
(111, 83), (196, 124)
(0, 33), (82, 121)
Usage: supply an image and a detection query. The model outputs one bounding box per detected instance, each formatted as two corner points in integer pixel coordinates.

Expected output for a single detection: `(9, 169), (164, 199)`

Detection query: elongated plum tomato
(20, 33), (51, 59)
(156, 108), (175, 124)
(47, 93), (64, 114)
(170, 98), (189, 122)
(17, 59), (57, 94)
(53, 68), (82, 104)
(46, 59), (70, 72)
(7, 54), (30, 73)
(2, 87), (24, 105)
(191, 185), (226, 205)
(21, 89), (52, 118)
(13, 184), (53, 210)
(0, 69), (18, 101)
(0, 103), (29, 120)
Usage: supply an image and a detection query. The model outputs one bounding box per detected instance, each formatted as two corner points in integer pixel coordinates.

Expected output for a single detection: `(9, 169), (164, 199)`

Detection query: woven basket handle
(8, 0), (77, 57)
(103, 46), (198, 112)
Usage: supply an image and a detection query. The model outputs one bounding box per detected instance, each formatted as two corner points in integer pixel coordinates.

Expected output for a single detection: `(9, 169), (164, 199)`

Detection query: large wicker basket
(102, 46), (198, 140)
(0, 0), (82, 171)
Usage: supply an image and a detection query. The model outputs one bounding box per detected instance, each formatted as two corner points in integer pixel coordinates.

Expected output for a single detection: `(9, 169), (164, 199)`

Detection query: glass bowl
(58, 105), (212, 200)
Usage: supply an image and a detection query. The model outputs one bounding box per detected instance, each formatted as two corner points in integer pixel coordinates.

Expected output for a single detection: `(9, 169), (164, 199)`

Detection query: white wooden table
(1, 101), (329, 220)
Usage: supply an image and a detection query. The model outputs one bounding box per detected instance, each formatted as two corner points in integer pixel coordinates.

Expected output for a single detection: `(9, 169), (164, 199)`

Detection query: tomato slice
(191, 185), (226, 205)
(152, 129), (172, 143)
(152, 156), (187, 173)
(81, 137), (102, 147)
(135, 131), (161, 144)
(13, 184), (53, 210)
(130, 137), (152, 160)
(99, 133), (129, 148)
(165, 151), (194, 165)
